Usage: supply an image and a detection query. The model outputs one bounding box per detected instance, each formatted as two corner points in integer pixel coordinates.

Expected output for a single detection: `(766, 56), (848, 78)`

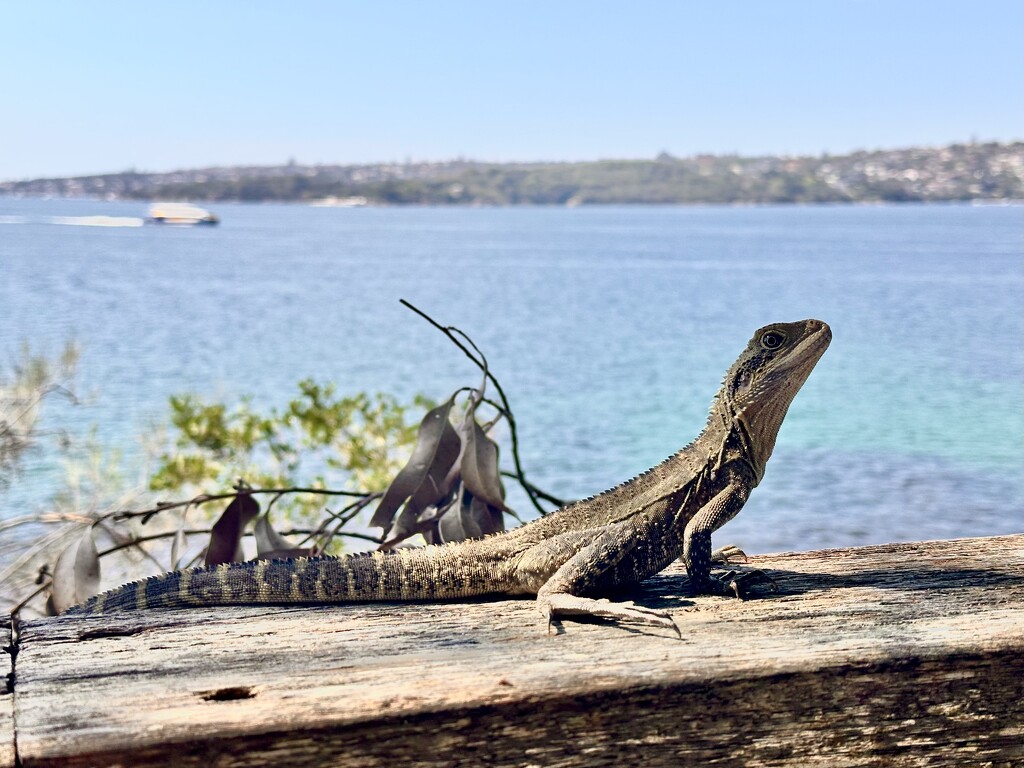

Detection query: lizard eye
(760, 331), (786, 350)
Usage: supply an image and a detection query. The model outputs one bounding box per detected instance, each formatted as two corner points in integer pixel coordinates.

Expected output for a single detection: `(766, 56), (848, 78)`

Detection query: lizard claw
(537, 594), (681, 637)
(711, 544), (748, 565)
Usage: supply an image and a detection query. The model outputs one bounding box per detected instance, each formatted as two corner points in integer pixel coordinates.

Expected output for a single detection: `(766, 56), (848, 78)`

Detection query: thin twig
(111, 486), (374, 523)
(9, 582), (49, 616)
(334, 531), (383, 545)
(295, 492), (383, 550)
(0, 512), (96, 535)
(267, 491), (286, 514)
(95, 519), (166, 571)
(93, 526), (341, 559)
(96, 529), (215, 558)
(317, 496), (381, 551)
(499, 471), (567, 508)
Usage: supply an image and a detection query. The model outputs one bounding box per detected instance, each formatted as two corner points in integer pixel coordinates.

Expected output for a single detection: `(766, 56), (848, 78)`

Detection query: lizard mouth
(778, 320), (831, 375)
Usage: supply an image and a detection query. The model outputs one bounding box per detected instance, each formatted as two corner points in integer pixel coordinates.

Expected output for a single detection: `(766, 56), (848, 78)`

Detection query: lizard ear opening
(733, 367), (753, 396)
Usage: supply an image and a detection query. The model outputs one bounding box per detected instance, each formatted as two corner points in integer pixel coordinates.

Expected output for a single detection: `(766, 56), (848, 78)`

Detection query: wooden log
(9, 534), (1024, 767)
(0, 619), (13, 768)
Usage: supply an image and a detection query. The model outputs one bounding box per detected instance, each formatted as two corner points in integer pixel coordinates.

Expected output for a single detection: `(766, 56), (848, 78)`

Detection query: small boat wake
(50, 215), (144, 227)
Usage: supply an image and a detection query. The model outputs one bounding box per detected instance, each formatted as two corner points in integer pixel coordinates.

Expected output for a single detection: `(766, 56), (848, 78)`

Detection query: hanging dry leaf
(436, 488), (468, 543)
(384, 436), (466, 545)
(254, 512), (310, 558)
(437, 487), (503, 544)
(411, 497), (459, 546)
(411, 395), (509, 546)
(170, 527), (186, 571)
(170, 511), (188, 570)
(49, 527), (101, 614)
(459, 407), (508, 512)
(468, 492), (504, 538)
(436, 510), (466, 543)
(205, 493), (260, 566)
(371, 398), (461, 534)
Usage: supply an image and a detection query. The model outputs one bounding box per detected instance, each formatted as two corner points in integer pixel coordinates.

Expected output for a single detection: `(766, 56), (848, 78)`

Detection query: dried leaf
(458, 492), (485, 540)
(254, 512), (296, 557)
(75, 528), (101, 597)
(371, 398), (461, 533)
(385, 434), (465, 544)
(403, 496), (459, 547)
(50, 527), (101, 614)
(382, 502), (444, 547)
(436, 507), (466, 543)
(459, 409), (508, 512)
(170, 508), (188, 570)
(205, 493), (260, 566)
(170, 527), (186, 571)
(408, 439), (461, 511)
(437, 488), (504, 544)
(469, 494), (504, 538)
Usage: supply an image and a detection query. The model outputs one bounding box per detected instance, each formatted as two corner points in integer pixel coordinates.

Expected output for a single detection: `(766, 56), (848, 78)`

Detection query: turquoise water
(1, 198), (1022, 552)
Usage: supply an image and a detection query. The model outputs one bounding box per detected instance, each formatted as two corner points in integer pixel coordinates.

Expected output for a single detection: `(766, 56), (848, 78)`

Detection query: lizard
(64, 318), (830, 632)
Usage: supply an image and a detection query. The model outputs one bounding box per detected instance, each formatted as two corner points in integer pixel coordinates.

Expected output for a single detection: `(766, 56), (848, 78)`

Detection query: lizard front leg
(683, 482), (774, 599)
(525, 526), (680, 635)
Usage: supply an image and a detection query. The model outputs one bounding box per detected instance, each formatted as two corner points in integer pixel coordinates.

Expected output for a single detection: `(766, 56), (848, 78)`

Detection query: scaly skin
(65, 319), (831, 632)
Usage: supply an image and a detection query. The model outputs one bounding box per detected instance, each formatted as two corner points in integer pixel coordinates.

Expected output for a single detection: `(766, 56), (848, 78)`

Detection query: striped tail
(64, 544), (513, 615)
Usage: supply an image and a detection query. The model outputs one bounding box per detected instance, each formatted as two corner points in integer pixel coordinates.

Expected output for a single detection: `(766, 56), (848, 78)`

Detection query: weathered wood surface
(1, 619), (14, 768)
(10, 534), (1024, 767)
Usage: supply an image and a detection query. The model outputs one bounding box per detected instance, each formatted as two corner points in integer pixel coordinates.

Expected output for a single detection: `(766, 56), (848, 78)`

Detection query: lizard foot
(538, 594), (681, 638)
(711, 544), (748, 565)
(713, 569), (778, 599)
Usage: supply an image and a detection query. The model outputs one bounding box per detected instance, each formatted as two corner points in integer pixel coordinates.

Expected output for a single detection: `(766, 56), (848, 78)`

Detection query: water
(1, 198), (1022, 553)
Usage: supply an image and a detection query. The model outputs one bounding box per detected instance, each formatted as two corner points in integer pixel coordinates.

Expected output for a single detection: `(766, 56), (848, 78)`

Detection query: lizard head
(722, 319), (831, 479)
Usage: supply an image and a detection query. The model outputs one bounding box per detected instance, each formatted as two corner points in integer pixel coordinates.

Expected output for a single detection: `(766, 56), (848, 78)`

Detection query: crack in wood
(198, 687), (257, 703)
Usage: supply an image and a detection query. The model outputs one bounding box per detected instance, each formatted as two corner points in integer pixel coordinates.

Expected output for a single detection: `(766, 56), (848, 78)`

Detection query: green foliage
(149, 379), (433, 521)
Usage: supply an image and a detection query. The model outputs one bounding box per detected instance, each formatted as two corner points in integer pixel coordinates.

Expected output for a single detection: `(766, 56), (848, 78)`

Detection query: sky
(2, 1), (1022, 180)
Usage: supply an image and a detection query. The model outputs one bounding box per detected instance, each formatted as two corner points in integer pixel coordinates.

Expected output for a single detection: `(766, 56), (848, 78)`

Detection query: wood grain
(9, 534), (1024, 767)
(0, 619), (13, 768)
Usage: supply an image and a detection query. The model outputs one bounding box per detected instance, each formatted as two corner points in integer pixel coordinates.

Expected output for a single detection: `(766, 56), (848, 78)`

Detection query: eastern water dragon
(65, 319), (831, 632)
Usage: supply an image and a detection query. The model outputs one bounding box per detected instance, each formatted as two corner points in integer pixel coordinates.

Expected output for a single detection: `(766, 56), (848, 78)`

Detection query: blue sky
(2, 1), (1021, 180)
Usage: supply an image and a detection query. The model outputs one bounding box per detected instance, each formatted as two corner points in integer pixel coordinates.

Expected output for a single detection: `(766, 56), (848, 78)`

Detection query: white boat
(147, 203), (219, 225)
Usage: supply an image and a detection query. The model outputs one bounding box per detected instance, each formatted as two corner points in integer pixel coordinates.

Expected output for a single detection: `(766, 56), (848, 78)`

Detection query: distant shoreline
(3, 141), (1022, 206)
(3, 198), (1022, 210)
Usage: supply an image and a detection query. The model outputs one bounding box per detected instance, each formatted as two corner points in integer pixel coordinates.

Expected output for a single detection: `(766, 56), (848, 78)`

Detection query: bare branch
(111, 486), (375, 524)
